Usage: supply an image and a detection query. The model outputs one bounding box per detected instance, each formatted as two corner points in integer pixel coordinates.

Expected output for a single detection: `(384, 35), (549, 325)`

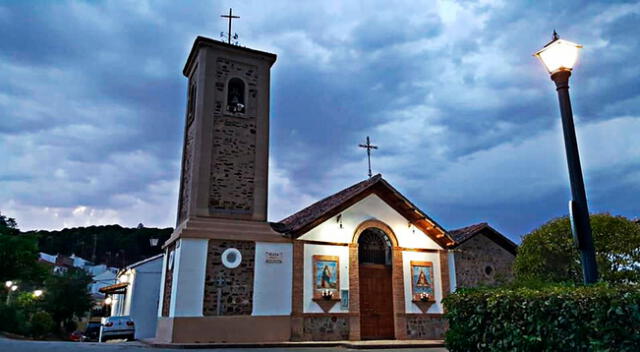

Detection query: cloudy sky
(1, 0), (638, 241)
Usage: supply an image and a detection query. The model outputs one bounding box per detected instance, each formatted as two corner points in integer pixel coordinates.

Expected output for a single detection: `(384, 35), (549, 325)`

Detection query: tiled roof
(272, 174), (383, 234)
(448, 222), (489, 244)
(448, 222), (518, 255)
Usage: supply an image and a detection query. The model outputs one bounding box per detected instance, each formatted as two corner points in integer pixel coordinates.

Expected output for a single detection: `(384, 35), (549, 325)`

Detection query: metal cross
(359, 136), (378, 178)
(220, 8), (240, 44)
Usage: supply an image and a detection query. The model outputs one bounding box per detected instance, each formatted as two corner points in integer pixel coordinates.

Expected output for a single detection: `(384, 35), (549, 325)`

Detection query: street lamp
(149, 237), (159, 247)
(5, 281), (12, 288)
(534, 31), (598, 284)
(33, 290), (43, 298)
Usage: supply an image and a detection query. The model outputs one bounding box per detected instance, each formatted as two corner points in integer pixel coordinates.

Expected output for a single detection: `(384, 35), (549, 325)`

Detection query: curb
(140, 338), (445, 349)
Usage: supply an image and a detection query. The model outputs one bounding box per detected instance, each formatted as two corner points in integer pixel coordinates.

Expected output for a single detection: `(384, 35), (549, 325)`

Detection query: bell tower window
(226, 78), (245, 113)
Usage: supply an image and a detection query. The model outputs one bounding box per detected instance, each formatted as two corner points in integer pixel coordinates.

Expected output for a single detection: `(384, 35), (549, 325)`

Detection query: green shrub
(30, 311), (54, 338)
(0, 304), (29, 336)
(443, 284), (640, 352)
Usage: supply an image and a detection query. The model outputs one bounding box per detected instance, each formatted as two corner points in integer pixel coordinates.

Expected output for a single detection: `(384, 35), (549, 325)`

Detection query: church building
(154, 36), (516, 344)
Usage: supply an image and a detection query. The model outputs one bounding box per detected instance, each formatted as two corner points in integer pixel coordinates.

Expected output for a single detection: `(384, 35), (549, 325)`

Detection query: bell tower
(177, 36), (277, 224)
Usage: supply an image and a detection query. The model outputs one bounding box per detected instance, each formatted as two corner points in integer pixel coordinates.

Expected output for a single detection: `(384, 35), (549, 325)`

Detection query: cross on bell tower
(359, 136), (378, 178)
(220, 8), (240, 44)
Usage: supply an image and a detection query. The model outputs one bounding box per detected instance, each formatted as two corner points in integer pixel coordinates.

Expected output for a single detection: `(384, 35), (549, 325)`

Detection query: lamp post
(534, 31), (598, 284)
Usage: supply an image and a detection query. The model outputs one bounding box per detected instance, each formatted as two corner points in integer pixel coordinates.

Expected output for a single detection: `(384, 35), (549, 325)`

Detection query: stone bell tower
(156, 38), (285, 343)
(177, 36), (277, 223)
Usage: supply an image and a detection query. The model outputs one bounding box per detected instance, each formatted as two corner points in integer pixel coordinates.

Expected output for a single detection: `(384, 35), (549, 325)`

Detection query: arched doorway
(358, 227), (395, 339)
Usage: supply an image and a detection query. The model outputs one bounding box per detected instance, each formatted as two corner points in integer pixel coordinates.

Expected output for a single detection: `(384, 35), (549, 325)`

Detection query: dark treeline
(24, 224), (173, 268)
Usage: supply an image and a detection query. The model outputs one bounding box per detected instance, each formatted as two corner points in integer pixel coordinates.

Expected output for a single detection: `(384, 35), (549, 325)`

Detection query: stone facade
(209, 58), (260, 215)
(302, 315), (350, 341)
(161, 244), (176, 317)
(454, 233), (515, 288)
(203, 240), (256, 315)
(405, 314), (448, 339)
(177, 113), (195, 223)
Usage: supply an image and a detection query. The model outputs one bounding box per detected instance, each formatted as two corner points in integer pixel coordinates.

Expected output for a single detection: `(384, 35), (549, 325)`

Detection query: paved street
(0, 337), (448, 352)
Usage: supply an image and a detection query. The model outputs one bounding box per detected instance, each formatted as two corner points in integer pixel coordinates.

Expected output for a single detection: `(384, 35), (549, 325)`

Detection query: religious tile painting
(411, 261), (435, 302)
(312, 255), (340, 300)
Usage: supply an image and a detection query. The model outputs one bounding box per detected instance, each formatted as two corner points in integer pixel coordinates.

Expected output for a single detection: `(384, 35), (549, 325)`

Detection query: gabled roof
(449, 222), (518, 255)
(271, 174), (455, 248)
(126, 253), (163, 270)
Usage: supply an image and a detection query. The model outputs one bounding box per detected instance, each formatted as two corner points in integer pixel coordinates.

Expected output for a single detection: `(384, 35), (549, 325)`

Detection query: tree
(42, 268), (94, 332)
(0, 212), (19, 236)
(0, 233), (48, 284)
(514, 213), (640, 284)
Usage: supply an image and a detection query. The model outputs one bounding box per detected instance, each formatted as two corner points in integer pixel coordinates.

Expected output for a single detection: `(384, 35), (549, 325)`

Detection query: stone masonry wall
(209, 58), (259, 215)
(406, 314), (448, 339)
(203, 240), (255, 315)
(302, 315), (350, 341)
(454, 232), (515, 288)
(161, 244), (176, 317)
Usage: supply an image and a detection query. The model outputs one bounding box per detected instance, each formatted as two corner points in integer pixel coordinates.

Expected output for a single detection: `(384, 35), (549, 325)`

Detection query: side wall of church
(454, 233), (515, 288)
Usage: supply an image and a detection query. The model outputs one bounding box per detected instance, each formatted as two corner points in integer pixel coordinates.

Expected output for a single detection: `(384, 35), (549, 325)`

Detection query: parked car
(84, 321), (102, 341)
(99, 316), (135, 342)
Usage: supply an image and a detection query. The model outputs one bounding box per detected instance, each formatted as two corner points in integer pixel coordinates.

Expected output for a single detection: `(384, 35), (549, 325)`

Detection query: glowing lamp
(10, 285), (18, 291)
(5, 281), (12, 288)
(534, 31), (582, 74)
(105, 297), (113, 305)
(33, 290), (43, 297)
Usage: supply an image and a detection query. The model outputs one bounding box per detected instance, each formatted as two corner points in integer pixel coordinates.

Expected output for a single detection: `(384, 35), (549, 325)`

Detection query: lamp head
(534, 31), (582, 74)
(33, 290), (43, 297)
(5, 281), (12, 288)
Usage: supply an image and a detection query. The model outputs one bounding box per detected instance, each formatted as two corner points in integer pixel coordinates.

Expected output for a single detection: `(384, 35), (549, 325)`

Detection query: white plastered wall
(157, 250), (168, 317)
(252, 242), (293, 316)
(402, 251), (444, 314)
(298, 194), (442, 250)
(303, 244), (349, 313)
(169, 238), (208, 317)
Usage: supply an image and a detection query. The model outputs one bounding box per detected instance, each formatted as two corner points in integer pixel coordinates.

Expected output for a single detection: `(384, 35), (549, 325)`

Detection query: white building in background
(102, 254), (163, 339)
(38, 252), (119, 297)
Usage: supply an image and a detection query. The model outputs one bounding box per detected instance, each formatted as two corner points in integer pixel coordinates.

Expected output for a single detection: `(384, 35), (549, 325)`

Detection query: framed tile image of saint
(312, 255), (340, 300)
(410, 261), (435, 302)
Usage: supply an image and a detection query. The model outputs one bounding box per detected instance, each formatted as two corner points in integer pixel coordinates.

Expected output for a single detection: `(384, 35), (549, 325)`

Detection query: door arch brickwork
(349, 219), (407, 340)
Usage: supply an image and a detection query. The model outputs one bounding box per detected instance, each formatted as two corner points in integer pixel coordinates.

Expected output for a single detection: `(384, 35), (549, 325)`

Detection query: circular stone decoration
(484, 265), (494, 277)
(221, 248), (242, 269)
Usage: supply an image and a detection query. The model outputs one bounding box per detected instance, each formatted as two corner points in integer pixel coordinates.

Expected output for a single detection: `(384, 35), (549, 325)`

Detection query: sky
(0, 0), (639, 242)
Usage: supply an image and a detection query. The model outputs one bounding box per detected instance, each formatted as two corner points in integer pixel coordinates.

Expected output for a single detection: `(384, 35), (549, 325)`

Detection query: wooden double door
(359, 264), (394, 339)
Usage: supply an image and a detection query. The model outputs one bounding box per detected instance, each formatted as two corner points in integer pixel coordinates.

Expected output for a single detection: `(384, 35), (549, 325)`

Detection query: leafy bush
(515, 214), (640, 284)
(0, 304), (29, 336)
(30, 311), (54, 338)
(443, 284), (640, 352)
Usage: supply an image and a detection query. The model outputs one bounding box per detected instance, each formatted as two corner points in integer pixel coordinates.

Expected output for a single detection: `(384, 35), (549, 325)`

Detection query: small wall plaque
(265, 251), (283, 264)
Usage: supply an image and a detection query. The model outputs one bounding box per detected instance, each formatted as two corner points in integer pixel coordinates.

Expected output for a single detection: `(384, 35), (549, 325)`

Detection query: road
(0, 337), (448, 352)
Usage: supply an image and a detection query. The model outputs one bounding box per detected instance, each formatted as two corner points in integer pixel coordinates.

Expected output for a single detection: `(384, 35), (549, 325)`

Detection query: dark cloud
(0, 0), (638, 239)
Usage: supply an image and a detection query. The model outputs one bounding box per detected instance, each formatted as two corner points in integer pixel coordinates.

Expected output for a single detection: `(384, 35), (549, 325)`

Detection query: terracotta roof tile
(448, 222), (489, 244)
(272, 174), (382, 234)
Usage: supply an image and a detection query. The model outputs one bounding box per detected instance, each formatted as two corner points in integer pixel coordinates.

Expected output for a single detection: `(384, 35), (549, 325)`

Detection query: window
(358, 228), (392, 265)
(186, 83), (196, 125)
(226, 78), (245, 113)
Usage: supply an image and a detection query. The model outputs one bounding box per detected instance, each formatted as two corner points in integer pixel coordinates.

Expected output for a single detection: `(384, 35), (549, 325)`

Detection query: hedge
(443, 285), (640, 352)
